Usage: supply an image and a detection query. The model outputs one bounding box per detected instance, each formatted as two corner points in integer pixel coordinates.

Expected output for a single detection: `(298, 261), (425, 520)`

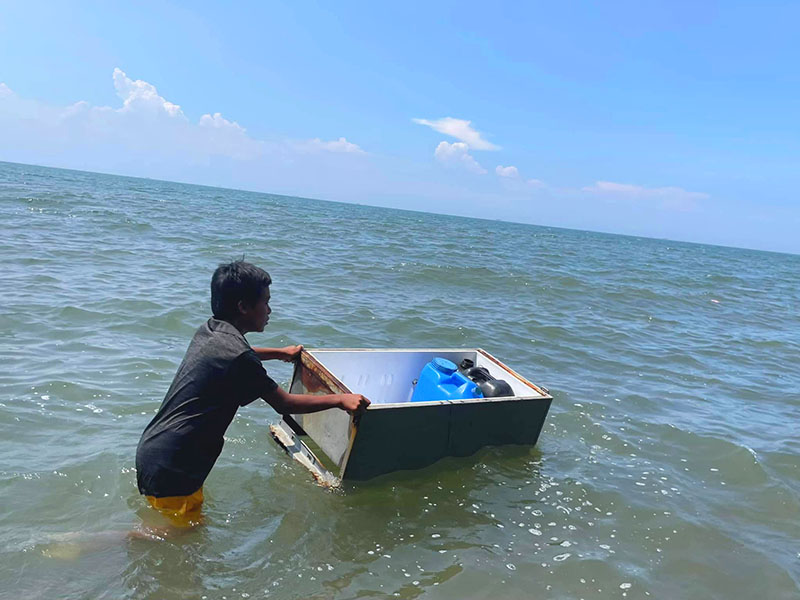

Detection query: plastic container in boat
(410, 358), (483, 402)
(458, 361), (515, 398)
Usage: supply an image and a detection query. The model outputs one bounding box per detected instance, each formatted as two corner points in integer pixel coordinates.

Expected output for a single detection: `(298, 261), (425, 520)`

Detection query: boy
(135, 261), (369, 523)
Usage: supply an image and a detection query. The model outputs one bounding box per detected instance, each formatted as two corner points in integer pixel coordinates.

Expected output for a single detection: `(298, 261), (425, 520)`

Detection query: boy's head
(211, 261), (272, 332)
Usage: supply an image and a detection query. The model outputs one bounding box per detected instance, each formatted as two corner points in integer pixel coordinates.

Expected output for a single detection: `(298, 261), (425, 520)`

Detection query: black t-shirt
(136, 318), (278, 497)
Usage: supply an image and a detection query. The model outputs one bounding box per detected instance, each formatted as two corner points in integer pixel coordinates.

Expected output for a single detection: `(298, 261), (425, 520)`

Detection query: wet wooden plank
(269, 419), (339, 488)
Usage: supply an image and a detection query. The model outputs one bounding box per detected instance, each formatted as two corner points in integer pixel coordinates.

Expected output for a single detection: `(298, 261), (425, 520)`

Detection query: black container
(459, 358), (475, 372)
(459, 359), (514, 398)
(478, 378), (514, 398)
(465, 366), (492, 383)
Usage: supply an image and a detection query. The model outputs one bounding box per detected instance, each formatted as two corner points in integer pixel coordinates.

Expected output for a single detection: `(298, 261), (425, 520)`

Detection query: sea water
(1, 161), (798, 599)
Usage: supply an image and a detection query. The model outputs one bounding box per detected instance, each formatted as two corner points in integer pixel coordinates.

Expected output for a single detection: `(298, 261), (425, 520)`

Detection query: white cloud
(195, 112), (265, 160)
(434, 141), (487, 174)
(199, 112), (245, 131)
(413, 117), (500, 150)
(0, 68), (366, 167)
(496, 164), (546, 190)
(300, 137), (365, 154)
(113, 68), (185, 118)
(496, 165), (519, 178)
(582, 180), (709, 210)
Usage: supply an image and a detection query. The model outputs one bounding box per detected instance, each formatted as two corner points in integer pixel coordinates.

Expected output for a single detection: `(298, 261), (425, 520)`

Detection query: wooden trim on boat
(299, 350), (351, 394)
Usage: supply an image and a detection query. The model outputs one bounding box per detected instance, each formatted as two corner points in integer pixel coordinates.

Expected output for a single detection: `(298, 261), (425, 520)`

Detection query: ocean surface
(1, 161), (798, 600)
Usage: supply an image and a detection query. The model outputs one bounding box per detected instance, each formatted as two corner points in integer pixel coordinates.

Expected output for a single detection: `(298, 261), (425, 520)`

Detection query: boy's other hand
(339, 394), (370, 415)
(278, 345), (303, 362)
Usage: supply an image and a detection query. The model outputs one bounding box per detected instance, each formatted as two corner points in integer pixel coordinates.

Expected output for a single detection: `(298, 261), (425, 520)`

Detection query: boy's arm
(253, 345), (303, 362)
(264, 387), (370, 416)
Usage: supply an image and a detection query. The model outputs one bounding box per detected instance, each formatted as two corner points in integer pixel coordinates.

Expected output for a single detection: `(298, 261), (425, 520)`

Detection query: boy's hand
(338, 394), (370, 415)
(278, 345), (303, 362)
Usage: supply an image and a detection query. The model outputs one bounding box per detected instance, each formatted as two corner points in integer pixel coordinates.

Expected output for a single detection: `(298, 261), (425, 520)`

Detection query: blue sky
(1, 1), (799, 253)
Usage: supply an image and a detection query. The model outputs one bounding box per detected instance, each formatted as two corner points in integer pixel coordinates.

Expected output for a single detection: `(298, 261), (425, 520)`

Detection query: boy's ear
(237, 299), (248, 315)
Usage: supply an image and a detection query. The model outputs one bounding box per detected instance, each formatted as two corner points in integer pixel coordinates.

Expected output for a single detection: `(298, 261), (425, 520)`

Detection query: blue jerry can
(410, 357), (483, 402)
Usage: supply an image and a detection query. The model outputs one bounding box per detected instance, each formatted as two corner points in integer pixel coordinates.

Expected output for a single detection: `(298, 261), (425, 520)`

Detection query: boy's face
(239, 286), (271, 333)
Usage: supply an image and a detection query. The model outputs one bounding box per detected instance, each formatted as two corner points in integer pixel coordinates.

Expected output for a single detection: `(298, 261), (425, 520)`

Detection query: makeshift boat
(269, 348), (552, 485)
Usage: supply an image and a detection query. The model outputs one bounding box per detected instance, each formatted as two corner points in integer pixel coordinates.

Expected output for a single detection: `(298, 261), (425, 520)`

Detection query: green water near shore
(1, 161), (799, 599)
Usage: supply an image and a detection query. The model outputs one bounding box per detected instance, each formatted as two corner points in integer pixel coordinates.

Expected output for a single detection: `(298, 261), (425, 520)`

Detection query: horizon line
(1, 159), (796, 258)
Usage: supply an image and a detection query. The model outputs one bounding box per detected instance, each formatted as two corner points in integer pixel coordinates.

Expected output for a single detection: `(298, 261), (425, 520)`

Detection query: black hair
(211, 261), (272, 319)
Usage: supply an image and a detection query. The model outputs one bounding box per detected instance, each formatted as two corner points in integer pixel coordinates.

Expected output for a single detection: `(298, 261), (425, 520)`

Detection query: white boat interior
(308, 348), (545, 405)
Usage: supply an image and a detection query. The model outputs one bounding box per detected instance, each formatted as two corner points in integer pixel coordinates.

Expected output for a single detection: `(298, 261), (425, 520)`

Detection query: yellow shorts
(145, 488), (204, 527)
